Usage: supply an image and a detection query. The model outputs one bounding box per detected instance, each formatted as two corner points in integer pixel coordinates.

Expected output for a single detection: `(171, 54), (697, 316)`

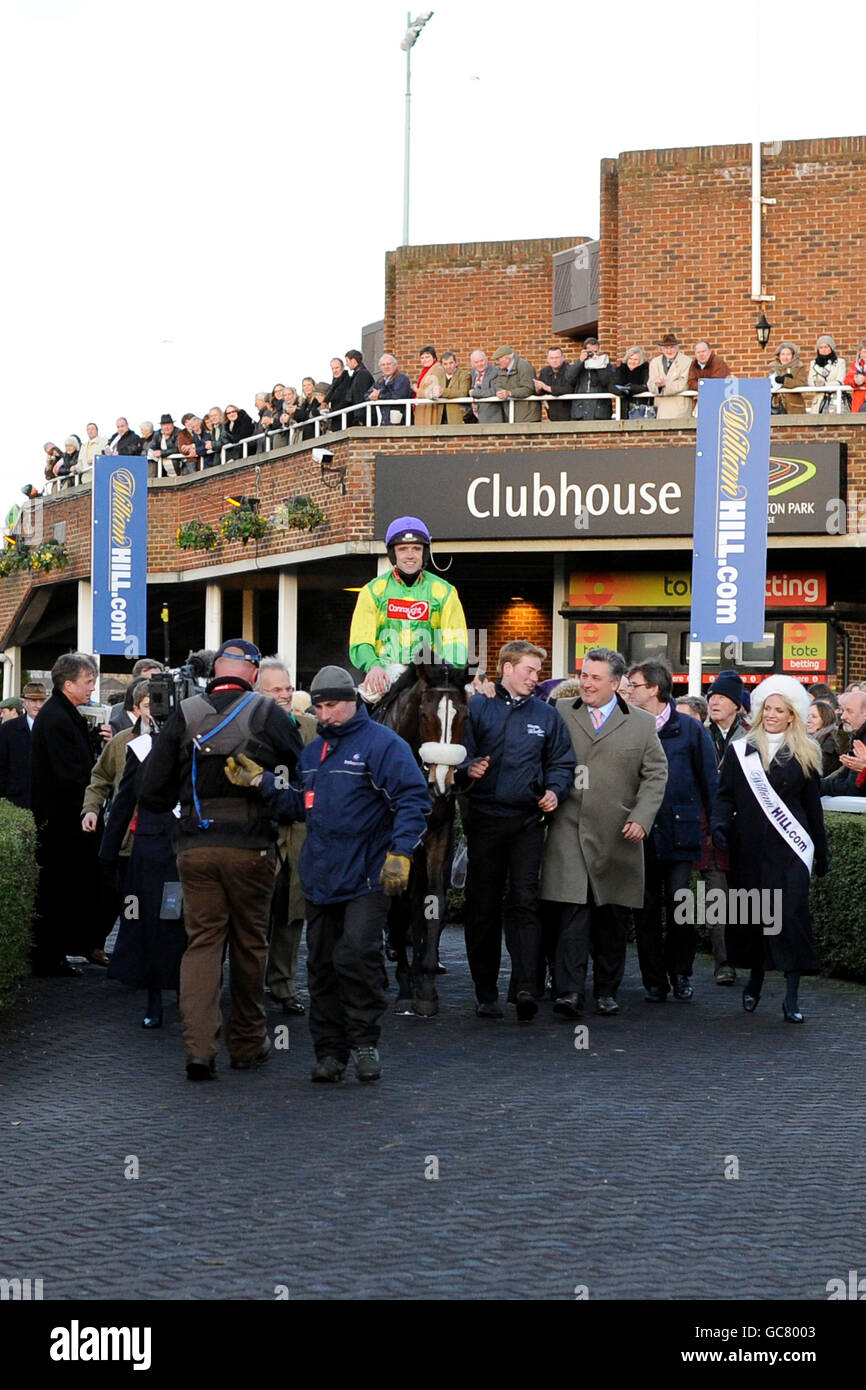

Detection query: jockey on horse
(350, 516), (484, 708)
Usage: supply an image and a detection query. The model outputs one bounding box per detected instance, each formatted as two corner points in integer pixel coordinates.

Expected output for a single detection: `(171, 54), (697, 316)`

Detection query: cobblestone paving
(2, 928), (865, 1301)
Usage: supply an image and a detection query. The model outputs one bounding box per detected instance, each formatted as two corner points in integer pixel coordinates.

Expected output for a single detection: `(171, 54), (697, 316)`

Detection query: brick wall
(599, 137), (866, 372)
(382, 237), (587, 376)
(6, 421), (866, 685)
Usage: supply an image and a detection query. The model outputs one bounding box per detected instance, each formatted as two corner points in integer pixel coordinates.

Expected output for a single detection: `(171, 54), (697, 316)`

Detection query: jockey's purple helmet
(384, 516), (431, 548)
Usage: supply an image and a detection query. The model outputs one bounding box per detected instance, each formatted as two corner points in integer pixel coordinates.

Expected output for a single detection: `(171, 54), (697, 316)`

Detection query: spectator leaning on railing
(647, 334), (692, 419)
(534, 346), (577, 423)
(687, 340), (731, 416)
(366, 353), (412, 426)
(413, 345), (446, 426)
(768, 342), (808, 414)
(345, 350), (374, 421)
(325, 358), (353, 422)
(469, 350), (503, 423)
(807, 334), (847, 413)
(570, 337), (614, 421)
(844, 338), (866, 414)
(106, 417), (143, 456)
(440, 351), (472, 425)
(491, 345), (541, 424)
(612, 348), (651, 419)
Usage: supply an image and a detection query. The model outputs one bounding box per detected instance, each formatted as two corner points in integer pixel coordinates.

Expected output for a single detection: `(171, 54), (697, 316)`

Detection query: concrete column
(241, 589), (255, 642)
(204, 583), (222, 650)
(77, 579), (93, 653)
(377, 554), (391, 576)
(551, 555), (567, 675)
(277, 571), (298, 679)
(3, 645), (21, 698)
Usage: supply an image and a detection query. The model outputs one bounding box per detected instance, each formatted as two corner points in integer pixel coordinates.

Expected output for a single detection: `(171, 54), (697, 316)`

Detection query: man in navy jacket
(365, 353), (412, 426)
(458, 640), (575, 1022)
(226, 665), (429, 1084)
(627, 659), (721, 1001)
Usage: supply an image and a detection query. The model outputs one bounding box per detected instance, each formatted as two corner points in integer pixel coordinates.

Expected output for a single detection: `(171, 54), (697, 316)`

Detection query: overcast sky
(1, 0), (861, 510)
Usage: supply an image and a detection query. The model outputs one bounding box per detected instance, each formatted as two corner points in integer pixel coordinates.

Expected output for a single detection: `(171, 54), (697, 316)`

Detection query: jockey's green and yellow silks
(349, 569), (468, 671)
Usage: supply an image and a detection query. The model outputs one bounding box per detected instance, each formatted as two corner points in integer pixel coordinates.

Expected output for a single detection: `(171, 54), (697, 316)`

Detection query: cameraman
(139, 638), (304, 1080)
(569, 336), (614, 421)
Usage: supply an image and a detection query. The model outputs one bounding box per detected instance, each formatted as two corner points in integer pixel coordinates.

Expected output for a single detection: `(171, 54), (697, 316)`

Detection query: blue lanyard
(190, 692), (256, 830)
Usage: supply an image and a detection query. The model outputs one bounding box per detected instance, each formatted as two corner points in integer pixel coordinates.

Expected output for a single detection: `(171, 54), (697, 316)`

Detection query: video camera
(148, 649), (214, 726)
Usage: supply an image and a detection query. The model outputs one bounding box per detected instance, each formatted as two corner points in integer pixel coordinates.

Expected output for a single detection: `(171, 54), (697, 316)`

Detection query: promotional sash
(732, 740), (814, 873)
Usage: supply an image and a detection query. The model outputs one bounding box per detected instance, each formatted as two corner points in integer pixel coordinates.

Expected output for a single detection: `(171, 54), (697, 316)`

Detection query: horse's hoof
(412, 997), (438, 1018)
(394, 998), (416, 1015)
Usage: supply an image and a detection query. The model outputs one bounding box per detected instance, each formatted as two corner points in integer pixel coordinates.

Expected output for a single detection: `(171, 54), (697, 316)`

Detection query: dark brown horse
(373, 660), (469, 1016)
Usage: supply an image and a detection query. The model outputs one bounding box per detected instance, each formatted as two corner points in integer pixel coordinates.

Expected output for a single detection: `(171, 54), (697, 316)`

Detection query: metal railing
(38, 382), (852, 489)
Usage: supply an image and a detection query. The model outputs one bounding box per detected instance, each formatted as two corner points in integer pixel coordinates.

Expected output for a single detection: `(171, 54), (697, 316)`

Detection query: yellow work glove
(224, 753), (264, 787)
(380, 852), (411, 896)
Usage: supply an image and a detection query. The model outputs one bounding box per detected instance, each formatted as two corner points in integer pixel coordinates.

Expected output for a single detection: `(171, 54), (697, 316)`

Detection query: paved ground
(2, 928), (865, 1302)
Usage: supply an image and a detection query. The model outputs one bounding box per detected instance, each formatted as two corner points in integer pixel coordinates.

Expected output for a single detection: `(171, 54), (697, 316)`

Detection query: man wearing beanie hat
(224, 664), (429, 1084)
(705, 671), (749, 767)
(703, 670), (750, 984)
(139, 637), (304, 1080)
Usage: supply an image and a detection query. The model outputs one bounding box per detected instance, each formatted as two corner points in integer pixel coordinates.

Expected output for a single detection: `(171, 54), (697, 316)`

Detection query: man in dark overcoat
(30, 654), (106, 975)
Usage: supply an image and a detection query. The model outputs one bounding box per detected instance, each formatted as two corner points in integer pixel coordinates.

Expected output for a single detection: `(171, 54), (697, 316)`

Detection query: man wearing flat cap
(224, 664), (429, 1084)
(139, 638), (304, 1080)
(0, 681), (47, 809)
(647, 334), (693, 419)
(491, 346), (541, 423)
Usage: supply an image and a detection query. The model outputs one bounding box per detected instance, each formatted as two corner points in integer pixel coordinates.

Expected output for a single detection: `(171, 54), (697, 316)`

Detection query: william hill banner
(690, 379), (771, 643)
(92, 455), (148, 657)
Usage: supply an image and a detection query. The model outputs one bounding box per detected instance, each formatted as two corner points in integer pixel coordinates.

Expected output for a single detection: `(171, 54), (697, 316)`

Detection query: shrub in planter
(0, 803), (38, 1012)
(809, 811), (866, 980)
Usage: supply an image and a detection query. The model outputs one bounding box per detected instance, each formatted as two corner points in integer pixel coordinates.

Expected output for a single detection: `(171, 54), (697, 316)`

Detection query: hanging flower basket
(0, 539), (31, 577)
(219, 507), (269, 545)
(29, 538), (70, 574)
(278, 495), (326, 532)
(176, 519), (219, 551)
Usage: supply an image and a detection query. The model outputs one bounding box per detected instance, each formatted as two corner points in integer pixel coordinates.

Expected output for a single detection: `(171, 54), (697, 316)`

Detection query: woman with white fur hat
(715, 675), (829, 1023)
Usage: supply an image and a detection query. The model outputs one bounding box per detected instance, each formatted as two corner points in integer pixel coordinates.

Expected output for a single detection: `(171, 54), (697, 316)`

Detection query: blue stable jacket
(259, 704), (429, 904)
(648, 702), (721, 860)
(458, 684), (576, 816)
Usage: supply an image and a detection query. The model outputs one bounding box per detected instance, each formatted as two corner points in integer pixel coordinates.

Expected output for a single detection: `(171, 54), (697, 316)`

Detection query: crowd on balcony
(29, 331), (866, 497)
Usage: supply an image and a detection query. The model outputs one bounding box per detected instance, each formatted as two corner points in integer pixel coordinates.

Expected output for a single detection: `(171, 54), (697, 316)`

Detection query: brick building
(2, 135), (865, 695)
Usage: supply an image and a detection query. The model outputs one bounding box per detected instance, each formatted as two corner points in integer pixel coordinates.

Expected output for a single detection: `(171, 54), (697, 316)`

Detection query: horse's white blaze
(438, 695), (456, 746)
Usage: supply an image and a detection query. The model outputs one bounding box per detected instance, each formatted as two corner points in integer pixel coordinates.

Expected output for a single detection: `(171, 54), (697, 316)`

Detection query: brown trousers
(178, 845), (276, 1063)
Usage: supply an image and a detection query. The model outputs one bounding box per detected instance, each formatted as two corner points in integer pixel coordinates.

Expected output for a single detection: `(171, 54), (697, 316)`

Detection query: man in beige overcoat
(540, 648), (668, 1016)
(646, 333), (693, 419)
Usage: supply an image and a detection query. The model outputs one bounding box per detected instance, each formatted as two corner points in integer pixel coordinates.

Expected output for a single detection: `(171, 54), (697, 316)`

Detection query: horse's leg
(388, 897), (414, 1013)
(411, 802), (454, 1016)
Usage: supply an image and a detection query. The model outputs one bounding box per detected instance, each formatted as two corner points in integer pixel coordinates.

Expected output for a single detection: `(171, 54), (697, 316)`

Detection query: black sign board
(374, 443), (845, 539)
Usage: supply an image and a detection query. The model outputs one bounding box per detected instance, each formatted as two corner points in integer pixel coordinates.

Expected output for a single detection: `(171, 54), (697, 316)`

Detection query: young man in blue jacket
(627, 659), (721, 1002)
(225, 665), (429, 1083)
(458, 640), (576, 1022)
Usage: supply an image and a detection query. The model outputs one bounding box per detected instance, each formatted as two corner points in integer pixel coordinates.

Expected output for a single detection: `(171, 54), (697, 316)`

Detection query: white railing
(37, 383), (853, 490)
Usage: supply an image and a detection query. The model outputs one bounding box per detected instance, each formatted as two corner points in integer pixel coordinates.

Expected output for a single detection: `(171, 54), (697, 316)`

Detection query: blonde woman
(716, 676), (828, 1022)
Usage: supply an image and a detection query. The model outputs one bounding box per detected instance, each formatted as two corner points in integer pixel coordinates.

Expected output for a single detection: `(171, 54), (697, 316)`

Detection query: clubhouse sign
(374, 444), (844, 539)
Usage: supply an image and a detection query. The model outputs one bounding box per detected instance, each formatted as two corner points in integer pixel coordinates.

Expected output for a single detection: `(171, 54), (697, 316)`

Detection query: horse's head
(416, 664), (469, 798)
